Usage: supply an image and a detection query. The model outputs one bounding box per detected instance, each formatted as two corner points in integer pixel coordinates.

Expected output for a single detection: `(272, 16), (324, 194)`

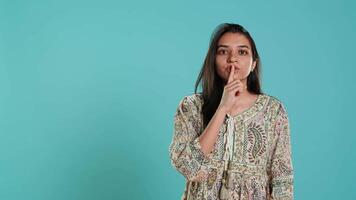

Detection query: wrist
(217, 105), (228, 115)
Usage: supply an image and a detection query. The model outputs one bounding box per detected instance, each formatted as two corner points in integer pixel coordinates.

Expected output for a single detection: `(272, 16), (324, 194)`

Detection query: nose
(227, 52), (238, 63)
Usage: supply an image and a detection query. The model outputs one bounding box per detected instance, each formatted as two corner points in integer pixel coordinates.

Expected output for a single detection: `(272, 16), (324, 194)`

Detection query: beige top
(169, 93), (294, 200)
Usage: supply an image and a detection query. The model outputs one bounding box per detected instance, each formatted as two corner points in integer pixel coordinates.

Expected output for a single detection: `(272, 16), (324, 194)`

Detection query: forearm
(198, 105), (227, 155)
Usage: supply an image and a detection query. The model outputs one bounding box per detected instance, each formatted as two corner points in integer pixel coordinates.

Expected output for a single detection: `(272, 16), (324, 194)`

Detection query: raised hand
(218, 66), (246, 114)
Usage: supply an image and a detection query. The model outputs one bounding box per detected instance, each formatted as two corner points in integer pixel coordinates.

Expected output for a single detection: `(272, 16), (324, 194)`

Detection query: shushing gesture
(218, 66), (247, 114)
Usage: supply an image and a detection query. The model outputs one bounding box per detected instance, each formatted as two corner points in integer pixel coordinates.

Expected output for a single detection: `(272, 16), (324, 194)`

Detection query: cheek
(215, 59), (226, 73)
(243, 57), (254, 65)
(215, 56), (227, 68)
(215, 62), (227, 77)
(239, 60), (253, 69)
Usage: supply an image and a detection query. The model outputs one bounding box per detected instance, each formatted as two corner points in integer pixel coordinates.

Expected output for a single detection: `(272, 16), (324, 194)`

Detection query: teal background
(1, 0), (355, 199)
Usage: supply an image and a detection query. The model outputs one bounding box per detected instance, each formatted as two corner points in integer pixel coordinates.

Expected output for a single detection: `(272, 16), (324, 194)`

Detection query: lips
(227, 65), (239, 73)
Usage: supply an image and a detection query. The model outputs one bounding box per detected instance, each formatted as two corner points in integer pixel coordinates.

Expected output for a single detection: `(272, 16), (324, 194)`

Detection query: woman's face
(215, 32), (256, 84)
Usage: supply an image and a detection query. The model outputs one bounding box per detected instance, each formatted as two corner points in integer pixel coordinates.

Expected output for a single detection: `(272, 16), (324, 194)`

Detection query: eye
(217, 49), (228, 55)
(238, 49), (248, 55)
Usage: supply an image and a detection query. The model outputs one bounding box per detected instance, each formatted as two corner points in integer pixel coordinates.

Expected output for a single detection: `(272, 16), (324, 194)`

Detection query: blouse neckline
(195, 92), (267, 121)
(226, 94), (266, 120)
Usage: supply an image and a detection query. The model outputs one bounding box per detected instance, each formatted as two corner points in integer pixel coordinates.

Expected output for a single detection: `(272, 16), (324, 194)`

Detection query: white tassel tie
(224, 114), (235, 164)
(220, 114), (235, 200)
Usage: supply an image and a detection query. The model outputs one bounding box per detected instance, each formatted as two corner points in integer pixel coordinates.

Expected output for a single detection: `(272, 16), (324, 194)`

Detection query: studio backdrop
(0, 0), (355, 199)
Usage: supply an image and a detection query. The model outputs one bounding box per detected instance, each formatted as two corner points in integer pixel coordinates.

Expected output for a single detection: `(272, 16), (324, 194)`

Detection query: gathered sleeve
(268, 103), (294, 199)
(168, 95), (213, 182)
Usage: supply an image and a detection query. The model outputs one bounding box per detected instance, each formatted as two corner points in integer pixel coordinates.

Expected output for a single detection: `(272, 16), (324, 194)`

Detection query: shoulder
(176, 93), (203, 114)
(262, 93), (289, 117)
(178, 93), (203, 107)
(182, 92), (203, 102)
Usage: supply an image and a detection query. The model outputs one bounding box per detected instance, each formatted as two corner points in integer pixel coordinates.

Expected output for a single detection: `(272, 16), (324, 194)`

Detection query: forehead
(217, 32), (251, 48)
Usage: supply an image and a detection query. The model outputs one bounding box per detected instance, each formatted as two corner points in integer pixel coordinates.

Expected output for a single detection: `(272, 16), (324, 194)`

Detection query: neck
(237, 89), (252, 99)
(238, 78), (249, 97)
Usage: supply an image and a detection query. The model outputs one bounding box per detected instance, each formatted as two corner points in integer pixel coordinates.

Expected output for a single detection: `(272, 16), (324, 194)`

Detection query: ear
(252, 60), (257, 70)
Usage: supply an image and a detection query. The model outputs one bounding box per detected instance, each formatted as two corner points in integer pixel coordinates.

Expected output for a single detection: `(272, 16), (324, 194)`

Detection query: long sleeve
(168, 95), (213, 182)
(269, 103), (294, 200)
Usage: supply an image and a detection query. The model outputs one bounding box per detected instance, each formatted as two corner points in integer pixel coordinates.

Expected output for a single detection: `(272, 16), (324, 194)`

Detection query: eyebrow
(217, 44), (250, 49)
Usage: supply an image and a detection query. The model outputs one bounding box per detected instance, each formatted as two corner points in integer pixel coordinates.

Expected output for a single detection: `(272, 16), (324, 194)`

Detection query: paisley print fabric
(168, 93), (294, 200)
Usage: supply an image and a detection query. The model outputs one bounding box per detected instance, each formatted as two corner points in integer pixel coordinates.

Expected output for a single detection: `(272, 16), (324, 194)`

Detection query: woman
(169, 23), (294, 200)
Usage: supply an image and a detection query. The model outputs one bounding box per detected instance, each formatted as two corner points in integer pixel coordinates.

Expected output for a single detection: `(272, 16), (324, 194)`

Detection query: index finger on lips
(228, 66), (235, 84)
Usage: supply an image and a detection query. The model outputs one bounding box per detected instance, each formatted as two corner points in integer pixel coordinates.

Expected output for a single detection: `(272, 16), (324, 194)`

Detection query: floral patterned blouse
(169, 93), (294, 200)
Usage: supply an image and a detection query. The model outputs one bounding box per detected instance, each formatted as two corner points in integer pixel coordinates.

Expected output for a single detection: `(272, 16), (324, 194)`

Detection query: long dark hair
(194, 23), (263, 129)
